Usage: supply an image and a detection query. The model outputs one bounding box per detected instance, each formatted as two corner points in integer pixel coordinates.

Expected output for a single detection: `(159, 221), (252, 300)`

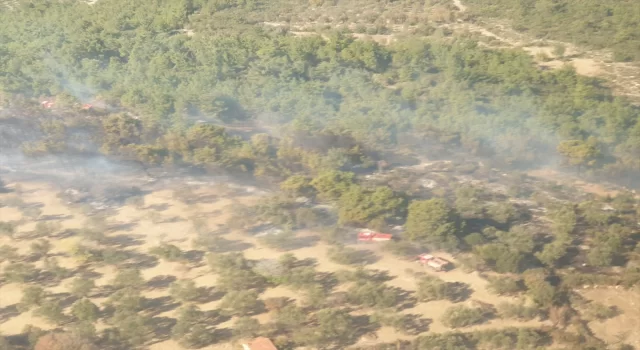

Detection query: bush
(172, 305), (214, 348)
(441, 305), (487, 328)
(33, 222), (62, 238)
(258, 229), (297, 251)
(486, 276), (524, 295)
(170, 280), (203, 303)
(583, 302), (618, 321)
(4, 262), (38, 283)
(0, 245), (19, 262)
(220, 290), (262, 316)
(69, 277), (95, 298)
(417, 276), (469, 302)
(346, 281), (399, 309)
(149, 243), (184, 262)
(496, 302), (539, 321)
(232, 316), (261, 339)
(327, 245), (361, 265)
(34, 300), (66, 325)
(0, 222), (16, 238)
(71, 299), (100, 323)
(18, 286), (47, 312)
(111, 268), (145, 289)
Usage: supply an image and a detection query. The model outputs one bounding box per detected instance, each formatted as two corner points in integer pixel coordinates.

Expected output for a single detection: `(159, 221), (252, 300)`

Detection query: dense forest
(1, 0), (640, 184)
(464, 0), (640, 62)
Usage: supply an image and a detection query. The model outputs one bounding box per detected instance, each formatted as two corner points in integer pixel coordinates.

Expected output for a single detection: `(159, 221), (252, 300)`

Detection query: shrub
(149, 243), (184, 262)
(34, 300), (66, 325)
(171, 305), (214, 348)
(0, 222), (16, 238)
(71, 299), (100, 323)
(486, 276), (524, 295)
(18, 286), (47, 312)
(169, 280), (203, 303)
(346, 281), (399, 309)
(111, 268), (145, 289)
(441, 305), (486, 328)
(69, 278), (95, 298)
(232, 317), (261, 339)
(327, 245), (361, 265)
(220, 290), (262, 316)
(496, 302), (539, 321)
(4, 262), (38, 283)
(417, 276), (469, 302)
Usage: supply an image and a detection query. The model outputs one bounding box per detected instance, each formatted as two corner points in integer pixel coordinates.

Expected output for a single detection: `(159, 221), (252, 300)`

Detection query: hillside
(1, 0), (640, 349)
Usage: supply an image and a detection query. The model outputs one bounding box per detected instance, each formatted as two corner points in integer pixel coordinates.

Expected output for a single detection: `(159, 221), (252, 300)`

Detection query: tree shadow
(147, 203), (170, 212)
(202, 238), (253, 253)
(0, 304), (20, 324)
(352, 250), (380, 265)
(145, 296), (181, 317)
(212, 328), (233, 344)
(194, 287), (225, 304)
(108, 222), (138, 232)
(103, 233), (145, 248)
(351, 314), (380, 344)
(448, 282), (473, 303)
(183, 250), (205, 264)
(41, 214), (73, 221)
(395, 288), (417, 311)
(147, 275), (177, 290)
(148, 316), (177, 342)
(286, 235), (321, 250)
(317, 272), (339, 291)
(49, 292), (78, 309)
(205, 309), (231, 326)
(123, 251), (158, 270)
(401, 314), (432, 335)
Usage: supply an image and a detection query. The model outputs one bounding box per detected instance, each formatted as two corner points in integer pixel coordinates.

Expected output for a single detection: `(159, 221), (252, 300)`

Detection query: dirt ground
(580, 288), (640, 348)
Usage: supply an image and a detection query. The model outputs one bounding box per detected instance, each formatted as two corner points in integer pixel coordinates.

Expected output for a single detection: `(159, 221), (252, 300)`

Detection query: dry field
(1, 173), (637, 349)
(0, 175), (560, 349)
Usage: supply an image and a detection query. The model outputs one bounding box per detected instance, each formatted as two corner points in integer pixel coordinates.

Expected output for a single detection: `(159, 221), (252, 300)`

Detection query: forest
(0, 0), (640, 349)
(464, 0), (640, 62)
(1, 0), (640, 184)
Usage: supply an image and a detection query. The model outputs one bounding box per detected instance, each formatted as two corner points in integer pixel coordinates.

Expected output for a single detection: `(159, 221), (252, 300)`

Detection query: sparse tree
(3, 262), (38, 283)
(233, 316), (261, 339)
(327, 244), (361, 265)
(149, 243), (184, 262)
(405, 198), (460, 250)
(274, 305), (306, 332)
(220, 290), (262, 316)
(293, 308), (356, 349)
(30, 240), (52, 258)
(0, 245), (18, 262)
(18, 286), (47, 312)
(111, 268), (145, 290)
(110, 310), (152, 347)
(440, 305), (486, 328)
(34, 300), (66, 325)
(71, 299), (100, 323)
(0, 222), (15, 238)
(171, 305), (214, 348)
(69, 277), (95, 298)
(169, 280), (202, 303)
(486, 276), (524, 295)
(33, 222), (62, 238)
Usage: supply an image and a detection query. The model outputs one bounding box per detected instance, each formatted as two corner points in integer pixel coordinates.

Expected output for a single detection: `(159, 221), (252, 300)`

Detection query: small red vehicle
(357, 229), (393, 242)
(417, 253), (452, 271)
